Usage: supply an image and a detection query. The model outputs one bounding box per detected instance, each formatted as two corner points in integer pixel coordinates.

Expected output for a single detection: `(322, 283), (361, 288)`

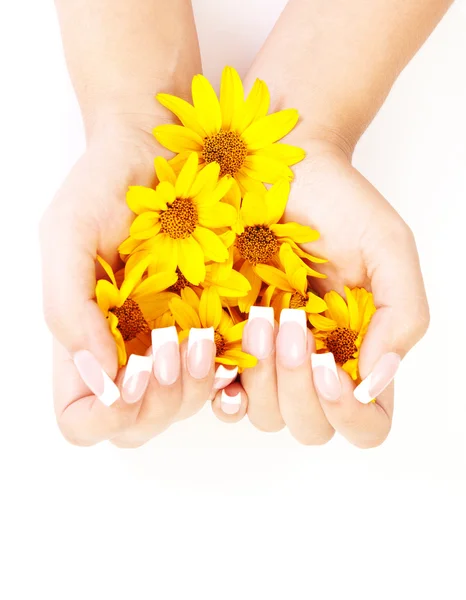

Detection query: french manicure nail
(354, 352), (401, 404)
(221, 389), (241, 415)
(152, 326), (180, 386)
(187, 327), (215, 379)
(276, 309), (307, 369)
(311, 353), (341, 401)
(213, 365), (238, 391)
(244, 306), (274, 359)
(73, 350), (120, 407)
(122, 354), (152, 404)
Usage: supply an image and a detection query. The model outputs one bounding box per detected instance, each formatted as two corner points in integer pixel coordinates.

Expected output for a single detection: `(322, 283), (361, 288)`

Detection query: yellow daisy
(169, 287), (257, 371)
(95, 256), (177, 366)
(255, 243), (327, 319)
(153, 66), (305, 195)
(119, 152), (236, 286)
(309, 287), (376, 381)
(233, 179), (327, 312)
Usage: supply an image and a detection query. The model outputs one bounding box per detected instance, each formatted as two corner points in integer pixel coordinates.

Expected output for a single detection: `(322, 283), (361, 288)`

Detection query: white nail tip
(99, 373), (121, 407)
(311, 352), (338, 377)
(280, 308), (307, 336)
(151, 326), (178, 354)
(353, 376), (374, 404)
(249, 306), (274, 327)
(215, 365), (238, 381)
(221, 390), (242, 405)
(123, 354), (153, 386)
(188, 327), (214, 352)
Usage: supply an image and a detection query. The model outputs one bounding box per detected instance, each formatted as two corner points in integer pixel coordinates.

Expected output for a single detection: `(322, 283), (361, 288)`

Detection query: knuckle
(56, 418), (95, 448)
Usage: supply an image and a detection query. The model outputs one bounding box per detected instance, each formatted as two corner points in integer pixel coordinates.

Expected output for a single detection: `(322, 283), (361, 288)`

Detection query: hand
(232, 140), (429, 448)
(40, 119), (229, 447)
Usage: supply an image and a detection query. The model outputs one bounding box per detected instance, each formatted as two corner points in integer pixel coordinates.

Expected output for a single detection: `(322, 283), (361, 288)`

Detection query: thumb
(355, 226), (429, 403)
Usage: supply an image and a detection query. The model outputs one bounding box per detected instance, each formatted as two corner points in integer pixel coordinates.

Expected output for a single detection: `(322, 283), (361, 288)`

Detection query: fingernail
(187, 327), (215, 379)
(311, 353), (341, 402)
(73, 350), (120, 407)
(354, 352), (401, 404)
(276, 309), (307, 369)
(244, 306), (274, 359)
(221, 389), (241, 415)
(152, 326), (180, 386)
(122, 354), (152, 404)
(213, 365), (238, 391)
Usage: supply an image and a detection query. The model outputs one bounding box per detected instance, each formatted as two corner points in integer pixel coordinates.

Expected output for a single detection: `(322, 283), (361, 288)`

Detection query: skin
(42, 0), (450, 447)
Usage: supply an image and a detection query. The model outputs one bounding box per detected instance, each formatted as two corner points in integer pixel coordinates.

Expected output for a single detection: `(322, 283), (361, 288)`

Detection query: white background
(1, 1), (465, 598)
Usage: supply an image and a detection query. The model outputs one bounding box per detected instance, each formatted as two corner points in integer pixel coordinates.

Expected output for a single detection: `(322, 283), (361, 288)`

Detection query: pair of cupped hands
(40, 105), (429, 449)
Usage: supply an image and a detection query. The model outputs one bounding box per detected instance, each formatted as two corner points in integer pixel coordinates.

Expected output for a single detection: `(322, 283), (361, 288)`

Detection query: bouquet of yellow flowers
(95, 67), (375, 383)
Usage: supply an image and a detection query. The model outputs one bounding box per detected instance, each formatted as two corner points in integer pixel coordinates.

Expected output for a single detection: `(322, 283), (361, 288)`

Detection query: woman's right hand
(40, 118), (236, 447)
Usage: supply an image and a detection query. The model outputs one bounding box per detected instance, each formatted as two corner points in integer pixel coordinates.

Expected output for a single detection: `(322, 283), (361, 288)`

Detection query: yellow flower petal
(96, 279), (120, 314)
(156, 181), (176, 205)
(265, 179), (290, 225)
(175, 152), (199, 198)
(271, 223), (320, 243)
(108, 312), (127, 367)
(344, 286), (360, 332)
(238, 261), (262, 313)
(154, 156), (177, 186)
(253, 264), (294, 292)
(195, 175), (233, 207)
(304, 291), (327, 314)
(120, 254), (152, 302)
(129, 212), (160, 239)
(252, 143), (306, 166)
(243, 155), (294, 184)
(222, 348), (258, 369)
(156, 93), (205, 138)
(190, 162), (220, 198)
(308, 314), (337, 331)
(223, 320), (247, 343)
(324, 291), (349, 328)
(153, 124), (203, 153)
(192, 226), (229, 262)
(198, 202), (236, 228)
(289, 266), (308, 296)
(220, 66), (245, 131)
(239, 78), (270, 131)
(137, 291), (178, 322)
(127, 186), (166, 215)
(241, 192), (268, 226)
(181, 287), (200, 312)
(199, 287), (222, 330)
(96, 255), (117, 287)
(242, 109), (299, 150)
(206, 267), (251, 298)
(169, 296), (202, 330)
(132, 271), (178, 301)
(279, 242), (303, 277)
(146, 235), (178, 274)
(118, 236), (143, 256)
(192, 74), (222, 136)
(177, 237), (206, 285)
(342, 358), (359, 381)
(234, 171), (267, 197)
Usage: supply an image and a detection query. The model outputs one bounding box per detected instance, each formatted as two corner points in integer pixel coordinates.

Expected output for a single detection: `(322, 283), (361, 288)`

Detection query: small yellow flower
(119, 152), (236, 286)
(256, 243), (327, 319)
(233, 179), (326, 312)
(154, 66), (305, 195)
(309, 287), (376, 381)
(169, 287), (257, 371)
(95, 256), (177, 366)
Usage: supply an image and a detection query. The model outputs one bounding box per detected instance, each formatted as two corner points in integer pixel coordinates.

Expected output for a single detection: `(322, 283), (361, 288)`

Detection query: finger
(211, 382), (248, 423)
(356, 223), (429, 401)
(276, 309), (334, 445)
(241, 307), (285, 433)
(54, 340), (139, 446)
(312, 352), (393, 448)
(209, 364), (239, 401)
(176, 327), (216, 420)
(110, 328), (183, 448)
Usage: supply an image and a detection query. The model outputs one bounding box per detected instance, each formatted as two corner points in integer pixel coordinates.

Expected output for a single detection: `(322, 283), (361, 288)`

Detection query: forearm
(55, 0), (201, 137)
(247, 0), (453, 154)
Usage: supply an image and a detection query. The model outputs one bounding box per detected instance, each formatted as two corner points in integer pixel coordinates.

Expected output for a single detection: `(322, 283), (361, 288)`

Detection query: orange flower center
(202, 130), (248, 177)
(235, 225), (280, 265)
(111, 298), (150, 342)
(214, 331), (227, 357)
(290, 291), (307, 309)
(159, 198), (198, 239)
(169, 268), (189, 293)
(325, 327), (358, 365)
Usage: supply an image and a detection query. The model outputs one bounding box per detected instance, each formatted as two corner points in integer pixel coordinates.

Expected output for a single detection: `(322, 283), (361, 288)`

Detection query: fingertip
(212, 382), (248, 423)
